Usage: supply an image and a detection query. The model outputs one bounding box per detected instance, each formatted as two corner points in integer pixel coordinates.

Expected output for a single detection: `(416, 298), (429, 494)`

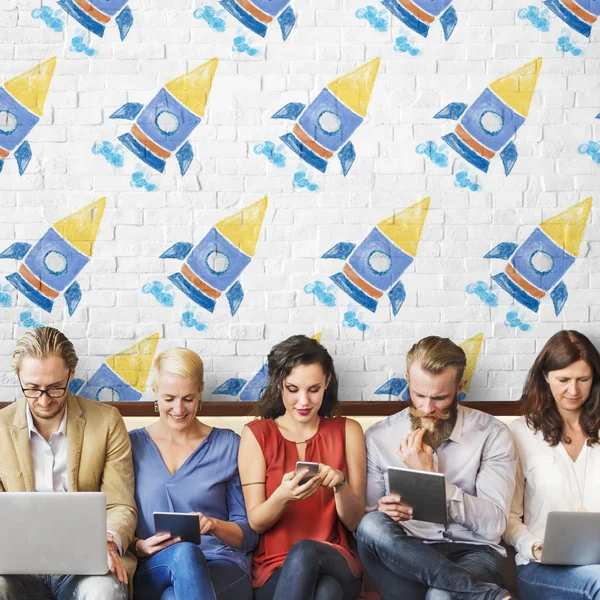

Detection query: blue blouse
(129, 427), (258, 576)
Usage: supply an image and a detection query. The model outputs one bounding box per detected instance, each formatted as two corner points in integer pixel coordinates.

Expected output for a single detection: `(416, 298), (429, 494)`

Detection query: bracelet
(133, 538), (144, 559)
(531, 541), (543, 559)
(333, 472), (347, 494)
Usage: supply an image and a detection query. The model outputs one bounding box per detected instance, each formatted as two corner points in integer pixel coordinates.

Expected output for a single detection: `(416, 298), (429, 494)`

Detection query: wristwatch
(531, 541), (543, 560)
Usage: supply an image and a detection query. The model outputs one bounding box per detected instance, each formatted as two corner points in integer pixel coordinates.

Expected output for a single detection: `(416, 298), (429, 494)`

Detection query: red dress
(247, 416), (362, 588)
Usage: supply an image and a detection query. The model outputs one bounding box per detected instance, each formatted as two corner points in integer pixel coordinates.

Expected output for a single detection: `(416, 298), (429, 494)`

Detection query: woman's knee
(285, 540), (323, 569)
(163, 542), (206, 566)
(314, 575), (343, 600)
(357, 511), (394, 549)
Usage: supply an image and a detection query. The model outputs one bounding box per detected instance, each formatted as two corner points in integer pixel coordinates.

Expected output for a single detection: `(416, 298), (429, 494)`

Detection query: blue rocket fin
(484, 242), (518, 260)
(0, 159), (3, 173)
(160, 242), (194, 260)
(550, 282), (568, 316)
(388, 280), (406, 317)
(278, 5), (296, 40)
(15, 141), (32, 176)
(434, 103), (468, 120)
(110, 103), (144, 121)
(440, 6), (458, 40)
(596, 113), (600, 119)
(176, 142), (194, 177)
(338, 142), (356, 176)
(322, 242), (356, 260)
(69, 378), (85, 395)
(65, 281), (82, 316)
(272, 103), (306, 120)
(0, 242), (32, 260)
(116, 6), (134, 41)
(213, 378), (247, 396)
(226, 281), (244, 316)
(500, 142), (518, 176)
(374, 377), (408, 397)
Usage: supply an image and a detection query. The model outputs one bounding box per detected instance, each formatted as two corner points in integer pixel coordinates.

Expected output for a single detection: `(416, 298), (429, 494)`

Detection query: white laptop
(541, 511), (600, 566)
(0, 492), (108, 575)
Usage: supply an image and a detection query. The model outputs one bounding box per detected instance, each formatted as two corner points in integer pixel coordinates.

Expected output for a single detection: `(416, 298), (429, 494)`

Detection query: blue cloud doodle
(254, 141), (287, 168)
(193, 6), (227, 32)
(92, 141), (124, 167)
(505, 310), (532, 331)
(304, 281), (337, 307)
(130, 171), (157, 192)
(416, 141), (448, 168)
(293, 170), (319, 192)
(141, 281), (175, 307)
(19, 310), (44, 328)
(233, 34), (259, 56)
(466, 281), (498, 307)
(31, 6), (65, 32)
(0, 285), (13, 308)
(70, 34), (98, 56)
(181, 309), (207, 331)
(578, 141), (600, 164)
(342, 310), (368, 331)
(455, 169), (481, 191)
(355, 6), (388, 32)
(557, 32), (583, 56)
(517, 6), (551, 32)
(394, 33), (421, 56)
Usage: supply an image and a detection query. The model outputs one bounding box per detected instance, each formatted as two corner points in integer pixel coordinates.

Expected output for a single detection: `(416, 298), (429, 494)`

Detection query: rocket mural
(71, 333), (159, 402)
(160, 196), (268, 317)
(220, 0), (296, 40)
(485, 197), (592, 315)
(0, 57), (56, 176)
(0, 197), (106, 316)
(323, 197), (430, 316)
(110, 58), (218, 176)
(374, 333), (484, 401)
(213, 333), (322, 400)
(544, 0), (599, 37)
(434, 58), (543, 176)
(382, 0), (458, 40)
(272, 58), (380, 176)
(58, 0), (134, 40)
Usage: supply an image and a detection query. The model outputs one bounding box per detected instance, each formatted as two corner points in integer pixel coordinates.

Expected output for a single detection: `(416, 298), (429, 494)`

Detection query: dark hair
(253, 335), (339, 419)
(521, 330), (600, 447)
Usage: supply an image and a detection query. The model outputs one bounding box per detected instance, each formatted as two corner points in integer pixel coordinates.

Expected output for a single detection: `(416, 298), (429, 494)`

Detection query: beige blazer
(0, 393), (138, 584)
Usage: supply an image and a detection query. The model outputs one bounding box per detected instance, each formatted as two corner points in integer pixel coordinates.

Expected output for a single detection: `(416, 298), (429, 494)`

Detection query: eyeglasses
(19, 371), (71, 400)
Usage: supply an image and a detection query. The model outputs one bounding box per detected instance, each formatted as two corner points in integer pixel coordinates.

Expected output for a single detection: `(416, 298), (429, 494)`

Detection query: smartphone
(295, 461), (320, 485)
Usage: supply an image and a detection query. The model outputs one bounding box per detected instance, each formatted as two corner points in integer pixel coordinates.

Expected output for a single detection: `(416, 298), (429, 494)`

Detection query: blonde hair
(152, 347), (204, 390)
(12, 327), (78, 373)
(406, 336), (466, 383)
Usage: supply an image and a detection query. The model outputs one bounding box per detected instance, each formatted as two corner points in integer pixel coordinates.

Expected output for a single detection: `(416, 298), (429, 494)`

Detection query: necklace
(566, 443), (588, 512)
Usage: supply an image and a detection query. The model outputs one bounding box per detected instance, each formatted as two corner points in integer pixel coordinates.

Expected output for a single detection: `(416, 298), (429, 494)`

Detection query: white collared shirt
(504, 416), (600, 565)
(26, 404), (68, 493)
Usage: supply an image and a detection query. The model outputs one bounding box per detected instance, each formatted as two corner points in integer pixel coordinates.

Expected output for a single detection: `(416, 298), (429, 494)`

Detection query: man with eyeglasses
(0, 327), (137, 600)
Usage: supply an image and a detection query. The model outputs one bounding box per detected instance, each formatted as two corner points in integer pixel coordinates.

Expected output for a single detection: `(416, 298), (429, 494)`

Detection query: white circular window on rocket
(479, 110), (503, 136)
(368, 250), (392, 275)
(206, 250), (230, 275)
(155, 110), (180, 136)
(97, 386), (120, 402)
(44, 251), (68, 276)
(0, 110), (18, 136)
(530, 250), (554, 275)
(318, 111), (342, 136)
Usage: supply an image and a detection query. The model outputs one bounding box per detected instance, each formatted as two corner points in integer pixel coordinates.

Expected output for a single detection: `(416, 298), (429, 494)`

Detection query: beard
(30, 398), (66, 420)
(409, 396), (459, 450)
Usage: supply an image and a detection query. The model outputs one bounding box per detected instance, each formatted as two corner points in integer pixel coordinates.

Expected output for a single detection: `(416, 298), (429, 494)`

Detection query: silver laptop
(542, 511), (600, 566)
(0, 492), (108, 575)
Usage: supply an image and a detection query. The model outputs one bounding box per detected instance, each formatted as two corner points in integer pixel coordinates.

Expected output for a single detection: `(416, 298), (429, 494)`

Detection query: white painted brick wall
(0, 0), (598, 403)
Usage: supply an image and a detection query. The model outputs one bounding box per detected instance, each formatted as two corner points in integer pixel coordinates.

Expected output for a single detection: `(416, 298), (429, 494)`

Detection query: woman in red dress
(238, 335), (366, 600)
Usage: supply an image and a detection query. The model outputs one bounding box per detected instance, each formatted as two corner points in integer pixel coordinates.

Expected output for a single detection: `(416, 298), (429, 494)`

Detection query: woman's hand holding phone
(317, 463), (345, 490)
(275, 470), (322, 503)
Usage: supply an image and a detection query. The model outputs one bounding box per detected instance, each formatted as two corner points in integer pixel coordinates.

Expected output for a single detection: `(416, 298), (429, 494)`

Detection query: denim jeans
(253, 540), (362, 600)
(517, 562), (600, 600)
(133, 542), (252, 600)
(0, 573), (126, 600)
(356, 511), (510, 600)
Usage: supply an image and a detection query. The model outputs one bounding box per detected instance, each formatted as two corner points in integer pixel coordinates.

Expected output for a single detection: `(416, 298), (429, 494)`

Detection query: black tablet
(153, 512), (201, 545)
(387, 466), (447, 526)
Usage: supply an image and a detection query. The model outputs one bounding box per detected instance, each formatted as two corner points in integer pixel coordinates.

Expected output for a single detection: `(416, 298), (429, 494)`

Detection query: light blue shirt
(129, 427), (258, 575)
(365, 405), (517, 555)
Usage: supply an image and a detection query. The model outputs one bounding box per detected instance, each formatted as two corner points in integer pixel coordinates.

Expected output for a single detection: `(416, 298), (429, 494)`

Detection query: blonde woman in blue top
(129, 348), (258, 600)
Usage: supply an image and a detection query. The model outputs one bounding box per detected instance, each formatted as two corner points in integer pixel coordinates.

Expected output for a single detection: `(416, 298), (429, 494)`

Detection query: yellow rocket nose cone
(165, 58), (218, 118)
(539, 197), (592, 257)
(489, 57), (542, 118)
(327, 58), (380, 118)
(215, 195), (268, 257)
(106, 333), (160, 392)
(459, 333), (484, 393)
(4, 57), (57, 117)
(53, 197), (106, 257)
(377, 197), (430, 257)
(311, 332), (322, 344)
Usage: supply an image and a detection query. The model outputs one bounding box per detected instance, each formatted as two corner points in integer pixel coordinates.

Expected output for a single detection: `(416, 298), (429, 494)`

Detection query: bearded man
(357, 336), (517, 600)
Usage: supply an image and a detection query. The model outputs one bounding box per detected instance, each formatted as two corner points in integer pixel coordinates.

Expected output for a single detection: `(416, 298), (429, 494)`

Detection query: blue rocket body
(213, 363), (269, 401)
(382, 0), (458, 40)
(219, 0), (296, 40)
(75, 363), (143, 402)
(57, 0), (134, 40)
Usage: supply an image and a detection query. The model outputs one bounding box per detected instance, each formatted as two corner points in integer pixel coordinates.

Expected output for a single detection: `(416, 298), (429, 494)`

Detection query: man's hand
(398, 428), (434, 472)
(107, 534), (128, 584)
(377, 495), (413, 522)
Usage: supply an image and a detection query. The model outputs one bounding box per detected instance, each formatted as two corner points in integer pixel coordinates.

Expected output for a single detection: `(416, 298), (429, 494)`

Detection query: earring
(154, 401), (159, 414)
(197, 401), (203, 415)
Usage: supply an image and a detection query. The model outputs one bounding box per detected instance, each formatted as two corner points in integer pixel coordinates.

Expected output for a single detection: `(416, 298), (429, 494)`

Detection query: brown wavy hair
(521, 330), (600, 447)
(253, 335), (339, 419)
